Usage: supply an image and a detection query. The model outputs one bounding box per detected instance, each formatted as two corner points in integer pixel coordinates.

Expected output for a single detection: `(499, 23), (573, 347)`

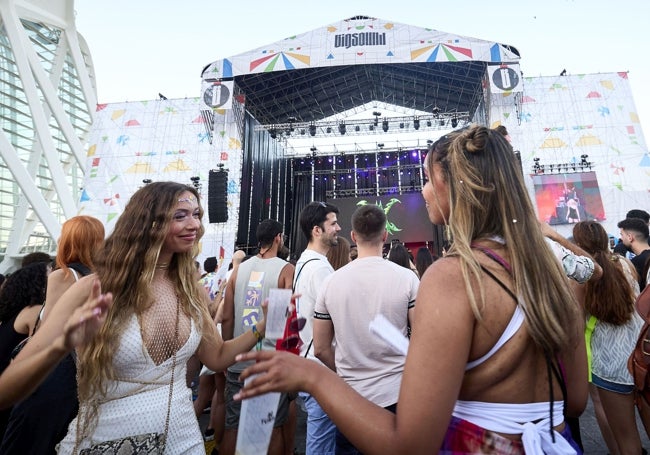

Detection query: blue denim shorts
(591, 372), (634, 394)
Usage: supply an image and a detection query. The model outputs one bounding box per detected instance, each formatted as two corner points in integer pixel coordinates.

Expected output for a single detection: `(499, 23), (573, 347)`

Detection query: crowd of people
(2, 124), (650, 454)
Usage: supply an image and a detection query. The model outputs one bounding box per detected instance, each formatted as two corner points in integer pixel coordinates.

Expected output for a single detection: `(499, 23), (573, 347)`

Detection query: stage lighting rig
(373, 111), (382, 126)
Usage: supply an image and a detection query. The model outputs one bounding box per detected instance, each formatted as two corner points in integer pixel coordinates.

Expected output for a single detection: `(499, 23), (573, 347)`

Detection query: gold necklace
(155, 263), (169, 270)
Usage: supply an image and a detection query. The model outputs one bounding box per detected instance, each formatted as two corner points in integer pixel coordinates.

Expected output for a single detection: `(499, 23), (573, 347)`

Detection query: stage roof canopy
(201, 15), (521, 126)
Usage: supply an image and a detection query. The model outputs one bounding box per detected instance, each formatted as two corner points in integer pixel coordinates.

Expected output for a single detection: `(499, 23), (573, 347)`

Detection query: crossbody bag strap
(162, 297), (180, 442)
(292, 258), (320, 357)
(73, 301), (179, 454)
(292, 258), (320, 292)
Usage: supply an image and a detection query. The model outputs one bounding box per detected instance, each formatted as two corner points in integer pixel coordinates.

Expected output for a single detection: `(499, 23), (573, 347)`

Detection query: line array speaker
(208, 170), (228, 223)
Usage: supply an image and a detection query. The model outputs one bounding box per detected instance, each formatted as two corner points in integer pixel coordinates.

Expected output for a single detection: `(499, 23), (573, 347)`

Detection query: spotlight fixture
(439, 119), (446, 127)
(269, 129), (277, 139)
(286, 116), (297, 134)
(338, 122), (346, 135)
(373, 111), (382, 126)
(300, 129), (306, 135)
(377, 143), (384, 149)
(142, 178), (152, 184)
(451, 117), (459, 128)
(426, 120), (432, 127)
(413, 118), (420, 130)
(382, 119), (389, 132)
(309, 123), (316, 137)
(326, 126), (332, 134)
(399, 122), (405, 129)
(432, 106), (440, 117)
(355, 125), (360, 132)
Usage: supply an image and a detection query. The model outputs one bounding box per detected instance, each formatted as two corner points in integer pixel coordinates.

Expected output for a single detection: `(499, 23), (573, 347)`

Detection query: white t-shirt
(314, 256), (419, 407)
(294, 249), (334, 360)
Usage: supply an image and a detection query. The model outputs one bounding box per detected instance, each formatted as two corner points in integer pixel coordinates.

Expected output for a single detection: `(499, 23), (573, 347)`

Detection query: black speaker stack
(208, 168), (228, 223)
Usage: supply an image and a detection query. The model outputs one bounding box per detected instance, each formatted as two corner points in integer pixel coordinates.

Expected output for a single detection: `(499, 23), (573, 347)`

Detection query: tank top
(229, 256), (288, 373)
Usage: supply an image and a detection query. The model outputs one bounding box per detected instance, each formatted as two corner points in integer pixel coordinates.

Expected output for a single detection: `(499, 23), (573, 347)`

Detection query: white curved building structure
(0, 0), (95, 272)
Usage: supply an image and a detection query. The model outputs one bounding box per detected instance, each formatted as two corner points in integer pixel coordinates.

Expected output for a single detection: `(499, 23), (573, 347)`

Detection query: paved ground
(201, 394), (650, 453)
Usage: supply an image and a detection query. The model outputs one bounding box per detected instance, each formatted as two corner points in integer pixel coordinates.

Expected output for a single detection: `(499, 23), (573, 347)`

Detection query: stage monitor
(331, 193), (434, 244)
(531, 171), (605, 225)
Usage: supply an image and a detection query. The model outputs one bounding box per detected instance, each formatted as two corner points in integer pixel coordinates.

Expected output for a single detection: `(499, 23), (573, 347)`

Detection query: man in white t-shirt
(294, 201), (341, 455)
(313, 204), (419, 454)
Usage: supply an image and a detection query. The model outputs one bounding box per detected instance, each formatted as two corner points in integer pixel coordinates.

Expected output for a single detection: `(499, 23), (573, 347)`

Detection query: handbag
(75, 299), (180, 455)
(629, 285), (650, 407)
(78, 433), (165, 455)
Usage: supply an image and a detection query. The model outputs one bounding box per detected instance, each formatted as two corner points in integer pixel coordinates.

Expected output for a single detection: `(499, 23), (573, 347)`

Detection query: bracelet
(252, 324), (263, 351)
(251, 324), (263, 341)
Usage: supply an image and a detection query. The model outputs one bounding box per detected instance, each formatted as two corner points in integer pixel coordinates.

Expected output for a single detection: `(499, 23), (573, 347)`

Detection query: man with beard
(618, 217), (650, 290)
(294, 201), (341, 455)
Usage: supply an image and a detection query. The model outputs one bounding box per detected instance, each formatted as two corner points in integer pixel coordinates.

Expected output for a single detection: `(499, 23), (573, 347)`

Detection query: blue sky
(74, 0), (650, 141)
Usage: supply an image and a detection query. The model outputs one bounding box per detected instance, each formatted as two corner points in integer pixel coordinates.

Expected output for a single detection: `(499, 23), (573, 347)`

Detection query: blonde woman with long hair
(233, 126), (588, 454)
(9, 182), (266, 454)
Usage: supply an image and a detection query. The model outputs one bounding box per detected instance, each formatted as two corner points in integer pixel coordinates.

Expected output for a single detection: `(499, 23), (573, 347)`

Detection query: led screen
(330, 192), (435, 244)
(531, 172), (605, 225)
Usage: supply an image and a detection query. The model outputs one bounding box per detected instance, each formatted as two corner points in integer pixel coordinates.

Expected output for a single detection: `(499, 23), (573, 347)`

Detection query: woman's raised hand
(62, 278), (112, 351)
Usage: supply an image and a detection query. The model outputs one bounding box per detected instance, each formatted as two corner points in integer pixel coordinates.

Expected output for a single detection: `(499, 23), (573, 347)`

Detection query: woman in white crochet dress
(73, 181), (267, 453)
(4, 181), (266, 454)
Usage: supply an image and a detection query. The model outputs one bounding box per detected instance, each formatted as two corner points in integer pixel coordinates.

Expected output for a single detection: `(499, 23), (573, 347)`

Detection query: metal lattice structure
(0, 0), (96, 272)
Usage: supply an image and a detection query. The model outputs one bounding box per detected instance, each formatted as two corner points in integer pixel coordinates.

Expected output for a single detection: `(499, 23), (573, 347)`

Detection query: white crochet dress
(57, 315), (203, 454)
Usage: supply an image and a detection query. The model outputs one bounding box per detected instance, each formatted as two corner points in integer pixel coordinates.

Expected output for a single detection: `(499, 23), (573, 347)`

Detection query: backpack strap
(585, 315), (598, 382)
